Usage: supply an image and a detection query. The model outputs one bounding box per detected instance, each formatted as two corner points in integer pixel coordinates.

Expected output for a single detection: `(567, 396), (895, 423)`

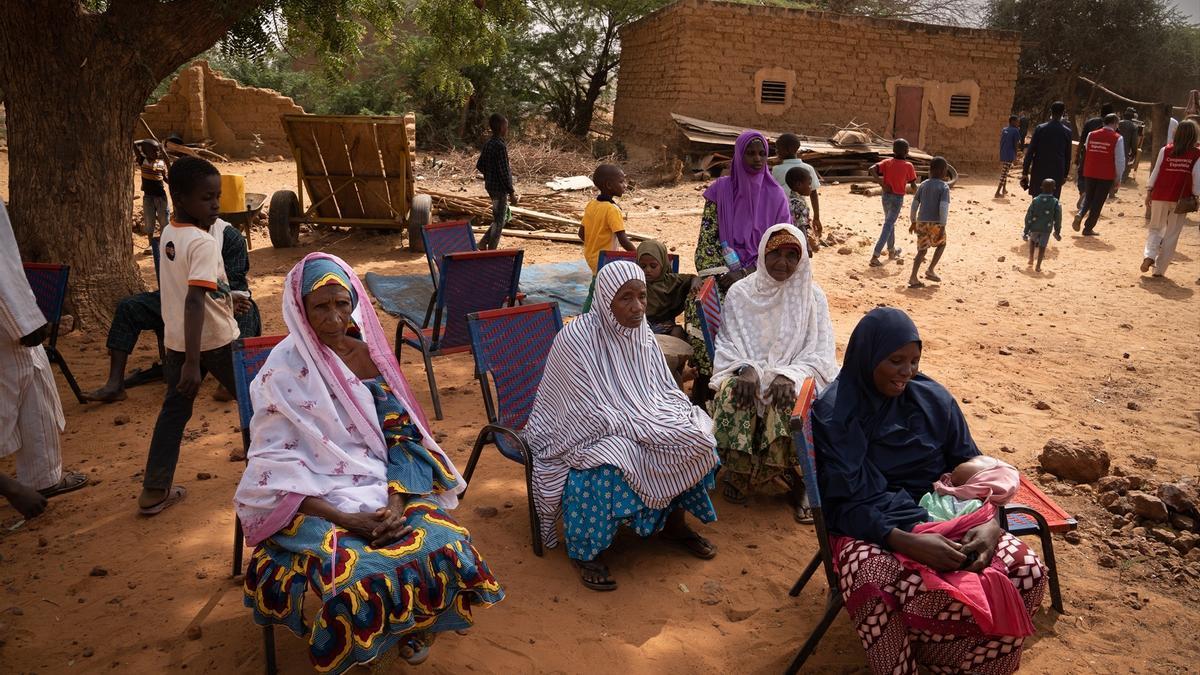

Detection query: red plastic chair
(464, 302), (563, 556)
(22, 263), (84, 403)
(396, 249), (523, 420)
(230, 334), (287, 675)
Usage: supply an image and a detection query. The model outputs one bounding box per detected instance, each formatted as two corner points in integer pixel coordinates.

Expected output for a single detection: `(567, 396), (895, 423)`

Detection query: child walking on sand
(868, 139), (918, 267)
(785, 166), (821, 254)
(136, 157), (241, 516)
(907, 157), (950, 288)
(135, 140), (170, 236)
(996, 115), (1021, 198)
(579, 163), (635, 273)
(1024, 178), (1063, 272)
(476, 113), (518, 250)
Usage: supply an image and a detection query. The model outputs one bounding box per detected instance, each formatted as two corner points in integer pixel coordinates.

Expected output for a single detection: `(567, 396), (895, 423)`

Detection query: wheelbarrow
(219, 192), (267, 250)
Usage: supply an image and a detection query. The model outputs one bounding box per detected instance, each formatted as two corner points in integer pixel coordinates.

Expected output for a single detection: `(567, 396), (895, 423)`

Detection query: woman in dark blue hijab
(811, 308), (1046, 675)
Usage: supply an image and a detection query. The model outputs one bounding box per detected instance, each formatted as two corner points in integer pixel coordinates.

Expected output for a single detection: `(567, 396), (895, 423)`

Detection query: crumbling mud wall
(141, 60), (305, 159)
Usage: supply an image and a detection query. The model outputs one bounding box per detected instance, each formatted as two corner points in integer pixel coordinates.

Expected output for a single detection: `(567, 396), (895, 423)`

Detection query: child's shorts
(1028, 231), (1050, 248)
(913, 221), (946, 250)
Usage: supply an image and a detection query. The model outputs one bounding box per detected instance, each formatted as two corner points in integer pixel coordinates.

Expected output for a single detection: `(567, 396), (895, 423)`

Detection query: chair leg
(1040, 528), (1064, 613)
(524, 460), (544, 557)
(460, 431), (490, 498)
(49, 347), (86, 404)
(233, 515), (244, 577)
(785, 595), (843, 675)
(262, 625), (277, 675)
(789, 553), (822, 597)
(422, 348), (442, 420)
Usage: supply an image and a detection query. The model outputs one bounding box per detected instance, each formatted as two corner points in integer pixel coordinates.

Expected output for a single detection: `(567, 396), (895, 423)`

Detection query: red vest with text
(1150, 144), (1200, 202)
(1082, 127), (1120, 180)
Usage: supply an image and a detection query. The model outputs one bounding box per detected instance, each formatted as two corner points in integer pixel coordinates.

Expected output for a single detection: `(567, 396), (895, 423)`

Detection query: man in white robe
(0, 199), (86, 518)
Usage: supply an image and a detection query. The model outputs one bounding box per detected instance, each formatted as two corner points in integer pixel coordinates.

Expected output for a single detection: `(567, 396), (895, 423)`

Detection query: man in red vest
(1073, 113), (1126, 236)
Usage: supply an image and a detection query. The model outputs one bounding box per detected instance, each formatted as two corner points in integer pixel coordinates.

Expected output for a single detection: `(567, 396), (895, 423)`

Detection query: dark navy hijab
(812, 307), (980, 546)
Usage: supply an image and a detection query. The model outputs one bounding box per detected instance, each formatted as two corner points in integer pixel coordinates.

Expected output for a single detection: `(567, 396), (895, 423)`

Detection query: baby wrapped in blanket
(920, 455), (1019, 521)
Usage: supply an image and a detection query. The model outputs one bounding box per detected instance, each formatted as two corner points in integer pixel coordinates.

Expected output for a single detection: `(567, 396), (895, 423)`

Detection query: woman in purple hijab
(685, 130), (791, 405)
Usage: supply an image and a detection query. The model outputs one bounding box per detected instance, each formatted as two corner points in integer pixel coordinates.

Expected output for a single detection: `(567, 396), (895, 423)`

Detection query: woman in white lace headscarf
(523, 261), (720, 592)
(710, 223), (838, 522)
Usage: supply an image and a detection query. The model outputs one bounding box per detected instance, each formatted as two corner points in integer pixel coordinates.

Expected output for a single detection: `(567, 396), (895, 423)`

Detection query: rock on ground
(1159, 479), (1200, 516)
(1128, 491), (1170, 523)
(1039, 438), (1110, 483)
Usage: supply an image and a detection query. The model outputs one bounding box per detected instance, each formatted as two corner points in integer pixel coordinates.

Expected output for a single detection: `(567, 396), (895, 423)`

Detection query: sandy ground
(1, 154), (1198, 674)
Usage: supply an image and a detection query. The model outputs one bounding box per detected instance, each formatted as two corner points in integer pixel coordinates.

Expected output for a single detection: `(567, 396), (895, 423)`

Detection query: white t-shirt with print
(159, 219), (239, 353)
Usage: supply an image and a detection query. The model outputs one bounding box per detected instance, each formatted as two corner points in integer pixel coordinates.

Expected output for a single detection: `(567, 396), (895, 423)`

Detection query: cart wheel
(408, 194), (432, 253)
(268, 190), (301, 248)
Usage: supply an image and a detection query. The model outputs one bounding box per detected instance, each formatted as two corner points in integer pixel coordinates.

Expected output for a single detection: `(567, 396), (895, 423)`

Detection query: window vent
(949, 94), (972, 117)
(760, 80), (787, 105)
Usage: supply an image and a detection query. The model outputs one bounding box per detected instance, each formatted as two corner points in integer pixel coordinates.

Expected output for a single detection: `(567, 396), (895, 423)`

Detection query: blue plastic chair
(419, 219), (476, 326)
(784, 377), (842, 674)
(694, 276), (722, 361)
(22, 263), (84, 403)
(231, 335), (286, 675)
(396, 249), (523, 420)
(464, 302), (563, 556)
(596, 248), (680, 273)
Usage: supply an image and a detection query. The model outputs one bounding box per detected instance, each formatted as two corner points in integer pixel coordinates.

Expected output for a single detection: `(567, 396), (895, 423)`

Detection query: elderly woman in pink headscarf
(234, 253), (503, 674)
(686, 129), (791, 404)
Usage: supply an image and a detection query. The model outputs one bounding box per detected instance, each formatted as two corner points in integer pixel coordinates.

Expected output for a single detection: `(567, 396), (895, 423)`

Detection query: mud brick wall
(613, 0), (1020, 169)
(141, 60), (305, 159)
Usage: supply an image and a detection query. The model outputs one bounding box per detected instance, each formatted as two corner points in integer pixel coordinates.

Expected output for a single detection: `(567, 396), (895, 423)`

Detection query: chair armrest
(482, 423), (531, 465)
(396, 314), (434, 354)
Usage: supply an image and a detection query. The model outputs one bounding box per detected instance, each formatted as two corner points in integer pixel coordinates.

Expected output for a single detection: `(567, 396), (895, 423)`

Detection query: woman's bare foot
(83, 383), (127, 403)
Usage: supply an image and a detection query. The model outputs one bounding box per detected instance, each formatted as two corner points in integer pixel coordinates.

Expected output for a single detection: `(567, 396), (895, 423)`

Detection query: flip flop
(721, 482), (747, 505)
(574, 559), (617, 592)
(138, 485), (187, 516)
(399, 633), (437, 666)
(924, 271), (941, 282)
(908, 281), (926, 289)
(38, 471), (89, 498)
(664, 530), (717, 560)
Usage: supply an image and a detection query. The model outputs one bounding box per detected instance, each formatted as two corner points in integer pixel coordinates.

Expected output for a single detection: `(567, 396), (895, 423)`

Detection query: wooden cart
(268, 114), (431, 248)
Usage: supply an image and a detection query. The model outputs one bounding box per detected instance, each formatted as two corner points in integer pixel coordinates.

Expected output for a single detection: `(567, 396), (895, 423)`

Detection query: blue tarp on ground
(364, 259), (592, 321)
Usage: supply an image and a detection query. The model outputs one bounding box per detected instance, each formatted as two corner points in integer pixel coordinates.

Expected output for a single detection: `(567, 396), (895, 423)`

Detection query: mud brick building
(613, 0), (1021, 169)
(141, 60), (304, 159)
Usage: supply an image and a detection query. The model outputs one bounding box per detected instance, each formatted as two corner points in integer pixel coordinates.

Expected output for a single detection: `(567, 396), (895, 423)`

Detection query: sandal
(907, 280), (926, 289)
(574, 559), (617, 592)
(868, 257), (883, 267)
(138, 485), (187, 516)
(721, 482), (747, 505)
(398, 632), (437, 665)
(924, 271), (941, 282)
(663, 528), (718, 560)
(38, 471), (88, 498)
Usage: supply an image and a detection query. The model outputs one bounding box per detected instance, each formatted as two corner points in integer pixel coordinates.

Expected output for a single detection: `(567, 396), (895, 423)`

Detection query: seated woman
(813, 307), (1045, 675)
(637, 239), (699, 340)
(234, 254), (503, 674)
(524, 261), (720, 592)
(710, 225), (838, 522)
(686, 129), (791, 405)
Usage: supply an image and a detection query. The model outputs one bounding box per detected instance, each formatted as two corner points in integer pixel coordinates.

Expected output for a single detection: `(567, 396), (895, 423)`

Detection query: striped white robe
(522, 261), (718, 549)
(0, 201), (64, 490)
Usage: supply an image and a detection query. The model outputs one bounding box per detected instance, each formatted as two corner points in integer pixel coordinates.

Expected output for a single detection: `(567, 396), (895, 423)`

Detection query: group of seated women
(231, 144), (1046, 672)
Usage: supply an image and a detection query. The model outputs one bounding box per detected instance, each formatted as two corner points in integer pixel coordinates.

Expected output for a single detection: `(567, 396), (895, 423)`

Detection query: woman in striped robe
(523, 261), (721, 591)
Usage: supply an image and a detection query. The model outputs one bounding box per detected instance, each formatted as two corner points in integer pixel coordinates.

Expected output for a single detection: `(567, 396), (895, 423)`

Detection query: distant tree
(0, 0), (516, 325)
(984, 0), (1198, 113)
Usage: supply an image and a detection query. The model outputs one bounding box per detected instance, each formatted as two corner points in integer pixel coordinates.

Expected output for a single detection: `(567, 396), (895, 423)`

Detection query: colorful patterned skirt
(562, 465), (718, 561)
(834, 532), (1046, 675)
(243, 498), (504, 674)
(711, 379), (795, 494)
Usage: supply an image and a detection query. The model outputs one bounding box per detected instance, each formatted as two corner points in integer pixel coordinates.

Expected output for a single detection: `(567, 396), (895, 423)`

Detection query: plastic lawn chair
(1000, 473), (1075, 612)
(464, 302), (563, 556)
(22, 263), (84, 403)
(231, 334), (287, 675)
(694, 276), (722, 361)
(783, 377), (842, 673)
(419, 220), (476, 327)
(396, 249), (523, 421)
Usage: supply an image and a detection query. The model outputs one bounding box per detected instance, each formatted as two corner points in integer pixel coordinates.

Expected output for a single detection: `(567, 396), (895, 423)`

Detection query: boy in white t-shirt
(137, 157), (241, 516)
(770, 133), (823, 236)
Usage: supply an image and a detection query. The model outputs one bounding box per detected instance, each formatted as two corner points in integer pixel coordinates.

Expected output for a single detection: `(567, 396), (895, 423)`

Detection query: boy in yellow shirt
(580, 164), (636, 273)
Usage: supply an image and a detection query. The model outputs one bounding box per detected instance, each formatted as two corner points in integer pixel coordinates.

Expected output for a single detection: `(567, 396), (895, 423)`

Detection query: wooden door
(893, 85), (924, 147)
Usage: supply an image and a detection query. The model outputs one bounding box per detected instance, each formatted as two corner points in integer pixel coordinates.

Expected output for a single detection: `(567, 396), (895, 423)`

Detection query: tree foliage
(985, 0), (1200, 112)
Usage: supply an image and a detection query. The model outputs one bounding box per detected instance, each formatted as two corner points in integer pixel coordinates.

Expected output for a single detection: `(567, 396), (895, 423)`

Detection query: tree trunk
(0, 1), (251, 328)
(567, 68), (608, 138)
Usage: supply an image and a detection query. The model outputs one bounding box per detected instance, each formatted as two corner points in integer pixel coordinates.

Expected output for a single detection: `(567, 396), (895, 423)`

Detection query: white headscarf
(234, 253), (464, 546)
(711, 223), (839, 410)
(523, 261), (718, 550)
